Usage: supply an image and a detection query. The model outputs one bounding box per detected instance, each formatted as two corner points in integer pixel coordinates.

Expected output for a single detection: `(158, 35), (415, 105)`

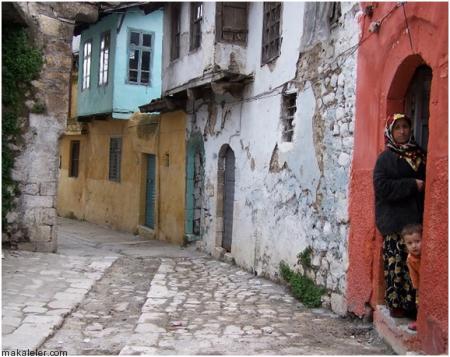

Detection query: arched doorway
(376, 57), (432, 306)
(217, 144), (235, 252)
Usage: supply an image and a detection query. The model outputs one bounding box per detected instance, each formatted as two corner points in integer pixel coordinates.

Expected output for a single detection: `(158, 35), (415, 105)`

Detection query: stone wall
(290, 3), (361, 313)
(3, 3), (97, 252)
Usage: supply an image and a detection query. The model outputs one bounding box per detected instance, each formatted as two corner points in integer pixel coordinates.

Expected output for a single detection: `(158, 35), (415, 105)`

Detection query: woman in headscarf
(373, 113), (426, 318)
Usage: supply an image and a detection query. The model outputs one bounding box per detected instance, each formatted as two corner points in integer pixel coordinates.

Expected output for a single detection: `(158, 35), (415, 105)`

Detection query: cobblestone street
(3, 218), (393, 355)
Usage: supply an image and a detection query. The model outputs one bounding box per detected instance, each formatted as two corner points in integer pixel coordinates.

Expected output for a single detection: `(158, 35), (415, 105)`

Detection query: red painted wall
(348, 2), (448, 354)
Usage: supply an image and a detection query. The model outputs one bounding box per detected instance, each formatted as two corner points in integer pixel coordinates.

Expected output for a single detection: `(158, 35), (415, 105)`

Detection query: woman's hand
(416, 179), (424, 192)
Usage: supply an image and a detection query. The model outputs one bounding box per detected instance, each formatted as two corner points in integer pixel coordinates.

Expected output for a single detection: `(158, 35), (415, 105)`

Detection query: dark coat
(373, 149), (426, 236)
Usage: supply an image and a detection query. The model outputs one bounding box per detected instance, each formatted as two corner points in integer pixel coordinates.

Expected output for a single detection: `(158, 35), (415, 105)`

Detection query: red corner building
(348, 2), (448, 354)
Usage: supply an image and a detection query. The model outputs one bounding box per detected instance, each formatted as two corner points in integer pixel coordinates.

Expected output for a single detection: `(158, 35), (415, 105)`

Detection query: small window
(261, 2), (282, 65)
(69, 141), (80, 177)
(281, 93), (297, 142)
(99, 31), (110, 86)
(127, 30), (152, 85)
(190, 3), (203, 51)
(109, 137), (122, 182)
(171, 4), (181, 60)
(216, 2), (248, 44)
(82, 40), (92, 90)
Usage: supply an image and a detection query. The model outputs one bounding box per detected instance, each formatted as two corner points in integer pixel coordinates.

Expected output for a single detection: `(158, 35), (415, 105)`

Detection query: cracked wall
(180, 2), (360, 315)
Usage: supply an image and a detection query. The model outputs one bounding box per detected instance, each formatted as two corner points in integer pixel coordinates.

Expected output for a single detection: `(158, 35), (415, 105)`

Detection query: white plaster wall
(246, 2), (304, 95)
(162, 2), (216, 92)
(168, 2), (361, 314)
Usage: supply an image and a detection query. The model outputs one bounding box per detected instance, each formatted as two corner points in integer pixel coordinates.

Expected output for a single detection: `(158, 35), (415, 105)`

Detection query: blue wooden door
(145, 154), (156, 229)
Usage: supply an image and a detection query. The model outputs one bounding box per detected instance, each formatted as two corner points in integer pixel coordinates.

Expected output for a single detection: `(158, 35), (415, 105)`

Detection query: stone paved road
(4, 218), (393, 355)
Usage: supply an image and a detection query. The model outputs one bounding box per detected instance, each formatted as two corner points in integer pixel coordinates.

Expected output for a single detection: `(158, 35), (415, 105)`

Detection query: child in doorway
(401, 223), (422, 331)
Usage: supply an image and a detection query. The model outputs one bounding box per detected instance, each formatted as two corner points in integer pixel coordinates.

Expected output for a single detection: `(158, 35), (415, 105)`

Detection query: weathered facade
(3, 2), (98, 252)
(347, 2), (448, 354)
(152, 2), (361, 314)
(57, 5), (187, 243)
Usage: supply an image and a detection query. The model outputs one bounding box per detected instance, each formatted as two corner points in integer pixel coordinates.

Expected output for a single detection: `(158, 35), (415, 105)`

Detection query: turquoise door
(145, 154), (156, 229)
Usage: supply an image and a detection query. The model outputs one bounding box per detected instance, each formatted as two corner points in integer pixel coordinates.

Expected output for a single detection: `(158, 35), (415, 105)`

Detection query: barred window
(69, 141), (80, 178)
(109, 137), (122, 182)
(190, 2), (203, 51)
(99, 31), (110, 86)
(128, 30), (153, 85)
(281, 93), (297, 142)
(171, 4), (181, 60)
(82, 40), (92, 90)
(261, 2), (282, 65)
(69, 140), (80, 177)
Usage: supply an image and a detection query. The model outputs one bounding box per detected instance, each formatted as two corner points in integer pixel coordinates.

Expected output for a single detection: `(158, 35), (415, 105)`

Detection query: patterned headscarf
(384, 113), (426, 171)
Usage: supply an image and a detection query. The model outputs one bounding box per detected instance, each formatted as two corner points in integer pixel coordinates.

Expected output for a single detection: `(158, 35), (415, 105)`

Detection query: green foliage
(297, 246), (313, 268)
(31, 101), (46, 114)
(2, 27), (42, 227)
(279, 261), (326, 308)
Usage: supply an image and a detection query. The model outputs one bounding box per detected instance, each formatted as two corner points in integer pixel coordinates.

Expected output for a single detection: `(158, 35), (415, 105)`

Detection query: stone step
(373, 305), (421, 354)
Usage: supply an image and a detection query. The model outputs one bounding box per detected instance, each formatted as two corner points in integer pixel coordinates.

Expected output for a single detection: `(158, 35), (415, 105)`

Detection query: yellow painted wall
(57, 111), (187, 244)
(157, 111), (186, 244)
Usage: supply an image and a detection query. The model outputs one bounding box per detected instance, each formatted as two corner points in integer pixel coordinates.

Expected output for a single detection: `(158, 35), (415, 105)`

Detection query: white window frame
(99, 31), (110, 86)
(82, 40), (92, 90)
(127, 29), (153, 86)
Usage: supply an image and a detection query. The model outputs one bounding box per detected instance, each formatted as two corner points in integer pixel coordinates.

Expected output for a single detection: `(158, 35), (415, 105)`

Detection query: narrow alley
(2, 218), (393, 355)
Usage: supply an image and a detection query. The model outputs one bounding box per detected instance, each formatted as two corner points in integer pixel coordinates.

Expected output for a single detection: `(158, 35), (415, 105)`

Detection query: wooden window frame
(109, 137), (122, 182)
(261, 2), (282, 65)
(215, 2), (248, 44)
(127, 29), (153, 86)
(69, 140), (80, 178)
(82, 39), (92, 90)
(170, 4), (181, 61)
(98, 31), (110, 86)
(190, 2), (203, 51)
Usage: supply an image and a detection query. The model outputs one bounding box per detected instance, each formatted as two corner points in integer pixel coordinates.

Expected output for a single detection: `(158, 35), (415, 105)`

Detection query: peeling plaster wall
(162, 3), (216, 92)
(168, 2), (360, 315)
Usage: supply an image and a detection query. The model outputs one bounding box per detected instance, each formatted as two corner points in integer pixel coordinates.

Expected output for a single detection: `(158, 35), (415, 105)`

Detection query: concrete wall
(164, 2), (361, 314)
(113, 8), (163, 118)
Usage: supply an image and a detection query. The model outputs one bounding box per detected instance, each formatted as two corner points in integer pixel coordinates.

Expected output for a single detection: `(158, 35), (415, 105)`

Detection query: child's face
(404, 232), (422, 257)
